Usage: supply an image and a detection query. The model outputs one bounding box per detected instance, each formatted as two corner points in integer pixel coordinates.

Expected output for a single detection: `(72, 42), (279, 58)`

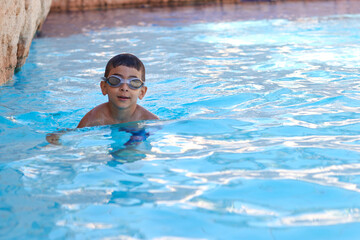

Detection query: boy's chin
(113, 102), (136, 110)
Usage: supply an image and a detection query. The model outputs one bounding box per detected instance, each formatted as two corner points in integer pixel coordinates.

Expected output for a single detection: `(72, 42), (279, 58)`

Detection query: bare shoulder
(77, 103), (109, 128)
(136, 105), (159, 121)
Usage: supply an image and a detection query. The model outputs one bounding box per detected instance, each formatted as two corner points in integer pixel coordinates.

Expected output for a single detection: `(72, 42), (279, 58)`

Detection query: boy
(77, 53), (158, 128)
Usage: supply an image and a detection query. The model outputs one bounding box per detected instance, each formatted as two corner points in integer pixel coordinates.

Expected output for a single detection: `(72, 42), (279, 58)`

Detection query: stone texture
(50, 0), (224, 11)
(0, 0), (52, 85)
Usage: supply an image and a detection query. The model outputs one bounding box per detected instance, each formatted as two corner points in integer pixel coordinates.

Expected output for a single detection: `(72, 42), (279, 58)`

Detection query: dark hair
(104, 53), (145, 81)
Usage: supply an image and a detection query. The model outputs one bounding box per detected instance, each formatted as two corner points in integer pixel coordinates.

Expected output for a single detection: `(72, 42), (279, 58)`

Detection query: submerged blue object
(121, 127), (150, 146)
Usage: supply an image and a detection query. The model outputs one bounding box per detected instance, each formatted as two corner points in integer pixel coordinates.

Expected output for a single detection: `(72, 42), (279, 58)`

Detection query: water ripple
(188, 163), (360, 192)
(2, 9), (360, 239)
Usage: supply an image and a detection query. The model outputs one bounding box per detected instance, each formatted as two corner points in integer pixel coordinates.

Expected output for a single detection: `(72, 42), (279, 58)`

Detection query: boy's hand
(46, 133), (61, 145)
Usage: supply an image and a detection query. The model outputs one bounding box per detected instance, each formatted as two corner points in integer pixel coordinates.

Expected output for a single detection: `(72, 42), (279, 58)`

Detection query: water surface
(1, 2), (360, 239)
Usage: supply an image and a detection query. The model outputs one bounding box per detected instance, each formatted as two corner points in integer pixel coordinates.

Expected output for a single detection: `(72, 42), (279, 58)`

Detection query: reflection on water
(1, 3), (360, 239)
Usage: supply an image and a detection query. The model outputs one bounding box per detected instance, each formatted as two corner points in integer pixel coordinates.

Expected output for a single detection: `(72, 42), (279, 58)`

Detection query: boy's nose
(119, 83), (129, 91)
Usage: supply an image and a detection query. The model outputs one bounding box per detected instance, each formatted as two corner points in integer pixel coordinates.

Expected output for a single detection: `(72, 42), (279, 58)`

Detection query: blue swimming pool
(2, 3), (360, 239)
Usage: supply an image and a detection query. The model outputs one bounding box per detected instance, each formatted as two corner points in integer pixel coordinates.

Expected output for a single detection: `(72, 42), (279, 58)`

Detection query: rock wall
(0, 0), (52, 85)
(50, 0), (224, 11)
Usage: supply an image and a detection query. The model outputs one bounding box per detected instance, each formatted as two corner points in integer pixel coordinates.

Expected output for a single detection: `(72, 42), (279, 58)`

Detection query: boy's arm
(77, 103), (109, 128)
(77, 114), (90, 128)
(77, 108), (101, 128)
(47, 109), (96, 145)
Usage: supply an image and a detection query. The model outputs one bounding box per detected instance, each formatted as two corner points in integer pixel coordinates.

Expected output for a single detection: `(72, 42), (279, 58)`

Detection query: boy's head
(104, 53), (145, 81)
(101, 53), (148, 110)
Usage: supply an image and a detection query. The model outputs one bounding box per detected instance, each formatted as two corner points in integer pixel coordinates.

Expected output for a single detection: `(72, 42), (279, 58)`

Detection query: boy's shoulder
(136, 104), (159, 121)
(77, 103), (158, 128)
(77, 103), (109, 128)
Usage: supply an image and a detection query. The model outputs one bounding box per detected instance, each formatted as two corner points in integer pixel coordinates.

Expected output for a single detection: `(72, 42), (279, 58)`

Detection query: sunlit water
(1, 9), (360, 239)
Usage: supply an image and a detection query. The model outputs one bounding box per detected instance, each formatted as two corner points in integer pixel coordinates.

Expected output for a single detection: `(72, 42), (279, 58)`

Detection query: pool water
(2, 4), (360, 239)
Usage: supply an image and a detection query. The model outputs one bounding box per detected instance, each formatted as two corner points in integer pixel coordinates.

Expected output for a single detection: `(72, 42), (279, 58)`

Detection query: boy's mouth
(118, 96), (130, 100)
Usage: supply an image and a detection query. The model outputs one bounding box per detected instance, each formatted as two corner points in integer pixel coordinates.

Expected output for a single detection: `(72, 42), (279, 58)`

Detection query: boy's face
(100, 65), (147, 110)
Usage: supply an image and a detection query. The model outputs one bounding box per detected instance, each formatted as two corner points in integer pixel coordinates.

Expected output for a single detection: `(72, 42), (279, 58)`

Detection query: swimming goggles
(101, 75), (144, 89)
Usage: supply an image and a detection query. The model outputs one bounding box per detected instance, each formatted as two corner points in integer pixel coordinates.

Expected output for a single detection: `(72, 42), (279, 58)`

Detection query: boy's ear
(100, 81), (107, 95)
(138, 86), (147, 100)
